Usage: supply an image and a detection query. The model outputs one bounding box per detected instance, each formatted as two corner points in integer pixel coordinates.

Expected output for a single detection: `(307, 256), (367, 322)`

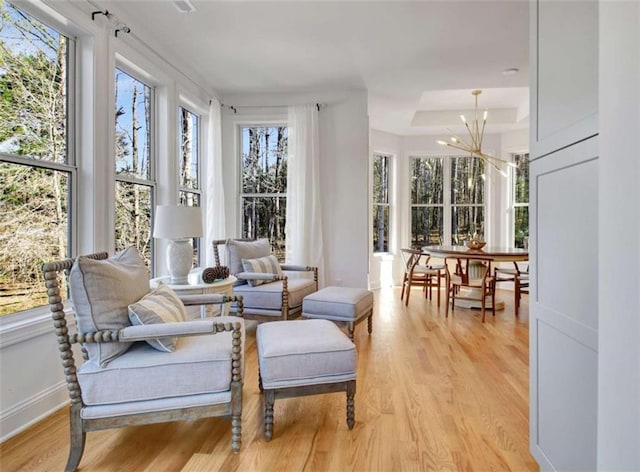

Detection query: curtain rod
(212, 103), (325, 114)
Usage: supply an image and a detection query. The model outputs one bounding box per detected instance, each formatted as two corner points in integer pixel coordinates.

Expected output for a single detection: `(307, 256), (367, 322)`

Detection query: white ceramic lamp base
(167, 238), (193, 284)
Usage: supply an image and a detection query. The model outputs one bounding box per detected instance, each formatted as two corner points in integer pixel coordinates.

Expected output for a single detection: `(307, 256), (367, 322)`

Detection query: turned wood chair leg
(258, 370), (263, 393)
(367, 314), (373, 334)
(264, 390), (275, 441)
(346, 380), (356, 430)
(348, 322), (355, 341)
(65, 404), (86, 472)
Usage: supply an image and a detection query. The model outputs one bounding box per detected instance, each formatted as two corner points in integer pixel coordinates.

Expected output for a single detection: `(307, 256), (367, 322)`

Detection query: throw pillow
(226, 238), (271, 276)
(241, 254), (283, 287)
(69, 247), (150, 367)
(128, 283), (187, 352)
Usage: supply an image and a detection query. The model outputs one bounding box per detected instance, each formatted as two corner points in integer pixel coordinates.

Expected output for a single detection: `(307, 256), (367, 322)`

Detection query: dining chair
(494, 262), (529, 316)
(400, 248), (443, 306)
(444, 256), (496, 322)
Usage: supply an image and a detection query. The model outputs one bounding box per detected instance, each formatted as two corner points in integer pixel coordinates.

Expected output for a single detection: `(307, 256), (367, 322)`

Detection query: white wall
(369, 129), (527, 288)
(220, 90), (370, 288)
(597, 1), (640, 469)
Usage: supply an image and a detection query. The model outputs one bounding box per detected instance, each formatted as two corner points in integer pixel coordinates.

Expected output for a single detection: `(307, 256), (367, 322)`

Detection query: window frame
(511, 152), (530, 249)
(237, 122), (288, 255)
(409, 154), (487, 247)
(372, 152), (392, 254)
(178, 104), (202, 266)
(0, 5), (77, 318)
(113, 64), (157, 272)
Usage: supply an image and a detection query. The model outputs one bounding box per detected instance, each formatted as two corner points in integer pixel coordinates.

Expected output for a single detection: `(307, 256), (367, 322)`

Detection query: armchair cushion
(69, 247), (149, 367)
(77, 319), (244, 406)
(226, 238), (271, 277)
(233, 278), (317, 314)
(128, 284), (187, 352)
(241, 255), (283, 286)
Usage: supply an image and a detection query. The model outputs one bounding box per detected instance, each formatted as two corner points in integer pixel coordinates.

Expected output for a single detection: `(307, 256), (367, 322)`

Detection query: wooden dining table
(422, 245), (529, 310)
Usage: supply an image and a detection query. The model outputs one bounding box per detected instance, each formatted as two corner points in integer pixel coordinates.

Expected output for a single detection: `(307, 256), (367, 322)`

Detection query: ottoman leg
(367, 313), (373, 334)
(347, 322), (355, 341)
(264, 390), (275, 441)
(258, 370), (264, 393)
(346, 380), (356, 430)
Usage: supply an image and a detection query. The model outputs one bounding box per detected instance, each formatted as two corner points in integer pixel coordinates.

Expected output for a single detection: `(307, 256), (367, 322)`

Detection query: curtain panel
(286, 104), (325, 286)
(204, 98), (226, 266)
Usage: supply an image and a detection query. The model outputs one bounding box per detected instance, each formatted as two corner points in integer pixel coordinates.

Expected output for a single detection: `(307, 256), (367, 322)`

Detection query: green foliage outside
(0, 3), (69, 314)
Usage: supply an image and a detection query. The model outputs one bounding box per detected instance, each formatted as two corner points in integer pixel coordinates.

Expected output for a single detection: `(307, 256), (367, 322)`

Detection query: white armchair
(43, 249), (245, 472)
(213, 238), (318, 321)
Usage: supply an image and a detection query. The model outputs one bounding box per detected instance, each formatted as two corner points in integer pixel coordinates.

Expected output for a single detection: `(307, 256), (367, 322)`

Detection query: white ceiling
(100, 0), (530, 136)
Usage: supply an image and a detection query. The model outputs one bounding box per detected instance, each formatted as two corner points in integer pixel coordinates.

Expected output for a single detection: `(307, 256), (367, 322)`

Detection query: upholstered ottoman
(302, 286), (374, 341)
(256, 319), (357, 440)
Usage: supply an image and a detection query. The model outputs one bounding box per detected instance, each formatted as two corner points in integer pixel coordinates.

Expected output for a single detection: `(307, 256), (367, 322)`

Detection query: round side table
(150, 270), (237, 318)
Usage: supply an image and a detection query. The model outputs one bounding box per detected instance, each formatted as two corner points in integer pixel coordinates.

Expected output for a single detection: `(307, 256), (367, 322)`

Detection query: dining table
(422, 245), (529, 310)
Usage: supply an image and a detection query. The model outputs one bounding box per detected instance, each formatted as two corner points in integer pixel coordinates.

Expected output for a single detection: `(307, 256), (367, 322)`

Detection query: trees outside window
(178, 106), (201, 264)
(451, 156), (485, 244)
(513, 153), (529, 248)
(372, 153), (390, 253)
(0, 3), (74, 315)
(114, 68), (154, 266)
(240, 125), (287, 260)
(411, 157), (444, 247)
(410, 155), (485, 247)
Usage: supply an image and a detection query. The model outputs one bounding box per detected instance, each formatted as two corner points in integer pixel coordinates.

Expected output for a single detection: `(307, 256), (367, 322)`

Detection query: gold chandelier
(438, 89), (516, 178)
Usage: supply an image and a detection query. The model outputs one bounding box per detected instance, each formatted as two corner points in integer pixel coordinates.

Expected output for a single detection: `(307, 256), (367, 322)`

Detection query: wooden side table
(150, 270), (237, 318)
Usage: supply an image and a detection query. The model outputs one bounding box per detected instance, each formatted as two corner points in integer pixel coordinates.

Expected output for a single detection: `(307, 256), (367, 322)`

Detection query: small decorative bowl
(466, 240), (487, 250)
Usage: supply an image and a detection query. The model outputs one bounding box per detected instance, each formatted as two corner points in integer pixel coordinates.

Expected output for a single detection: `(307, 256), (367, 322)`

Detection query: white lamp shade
(153, 205), (203, 240)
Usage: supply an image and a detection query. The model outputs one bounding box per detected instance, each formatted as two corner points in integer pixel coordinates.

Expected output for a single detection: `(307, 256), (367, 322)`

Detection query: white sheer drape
(204, 98), (226, 266)
(285, 104), (325, 286)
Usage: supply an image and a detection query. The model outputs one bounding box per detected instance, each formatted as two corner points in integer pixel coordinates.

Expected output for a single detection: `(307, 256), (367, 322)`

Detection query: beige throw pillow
(128, 284), (187, 352)
(69, 247), (150, 367)
(226, 238), (271, 276)
(241, 254), (283, 287)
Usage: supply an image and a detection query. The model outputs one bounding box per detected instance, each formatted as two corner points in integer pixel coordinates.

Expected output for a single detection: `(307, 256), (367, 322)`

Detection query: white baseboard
(0, 381), (69, 443)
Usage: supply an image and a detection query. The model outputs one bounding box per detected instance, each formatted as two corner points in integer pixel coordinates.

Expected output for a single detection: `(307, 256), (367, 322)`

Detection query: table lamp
(153, 205), (203, 284)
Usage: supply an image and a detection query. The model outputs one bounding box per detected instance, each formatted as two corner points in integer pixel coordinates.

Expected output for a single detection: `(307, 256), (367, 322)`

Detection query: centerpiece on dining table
(465, 234), (486, 250)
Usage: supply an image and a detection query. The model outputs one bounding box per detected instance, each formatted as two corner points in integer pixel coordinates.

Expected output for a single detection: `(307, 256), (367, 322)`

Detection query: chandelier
(437, 89), (516, 178)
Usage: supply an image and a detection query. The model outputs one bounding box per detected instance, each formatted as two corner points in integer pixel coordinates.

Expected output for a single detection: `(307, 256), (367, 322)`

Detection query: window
(239, 125), (287, 260)
(178, 106), (201, 264)
(114, 68), (154, 266)
(0, 3), (75, 315)
(513, 153), (529, 248)
(411, 157), (444, 247)
(451, 156), (485, 244)
(372, 153), (390, 253)
(410, 155), (485, 246)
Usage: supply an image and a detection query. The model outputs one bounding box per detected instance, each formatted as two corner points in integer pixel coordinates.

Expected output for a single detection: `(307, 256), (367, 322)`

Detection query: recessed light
(502, 68), (520, 76)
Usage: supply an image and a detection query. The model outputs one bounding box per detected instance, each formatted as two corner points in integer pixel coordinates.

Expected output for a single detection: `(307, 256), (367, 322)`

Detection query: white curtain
(286, 104), (325, 286)
(204, 98), (226, 267)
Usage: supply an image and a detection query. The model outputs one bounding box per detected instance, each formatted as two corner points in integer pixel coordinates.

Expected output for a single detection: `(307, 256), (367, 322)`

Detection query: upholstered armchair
(43, 248), (245, 472)
(213, 238), (318, 322)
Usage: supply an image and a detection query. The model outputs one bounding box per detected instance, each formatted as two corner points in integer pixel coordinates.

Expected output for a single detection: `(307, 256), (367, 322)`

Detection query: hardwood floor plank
(0, 287), (537, 471)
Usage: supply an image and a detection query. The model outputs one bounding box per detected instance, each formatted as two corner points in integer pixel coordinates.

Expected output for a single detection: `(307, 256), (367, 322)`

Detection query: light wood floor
(1, 287), (537, 472)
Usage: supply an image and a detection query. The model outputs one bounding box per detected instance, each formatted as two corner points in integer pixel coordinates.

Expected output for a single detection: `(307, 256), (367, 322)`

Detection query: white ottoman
(302, 286), (374, 341)
(256, 319), (357, 440)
